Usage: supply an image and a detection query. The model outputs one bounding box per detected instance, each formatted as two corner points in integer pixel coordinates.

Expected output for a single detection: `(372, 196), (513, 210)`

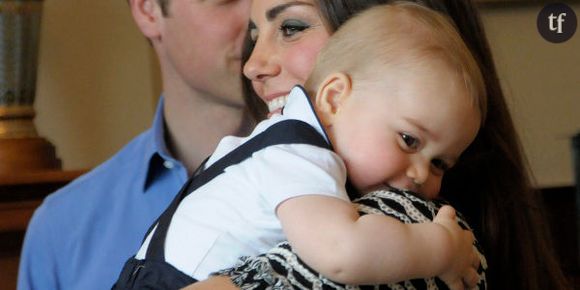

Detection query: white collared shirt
(136, 86), (349, 279)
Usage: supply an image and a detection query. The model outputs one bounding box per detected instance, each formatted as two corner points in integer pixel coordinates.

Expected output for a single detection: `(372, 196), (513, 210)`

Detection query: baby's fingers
(434, 205), (456, 223)
(445, 278), (464, 290)
(471, 247), (481, 269)
(438, 205), (456, 218)
(445, 267), (479, 290)
(462, 268), (480, 289)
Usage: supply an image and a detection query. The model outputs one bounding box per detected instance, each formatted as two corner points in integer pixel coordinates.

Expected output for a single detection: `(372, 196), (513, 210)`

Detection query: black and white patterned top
(214, 187), (487, 290)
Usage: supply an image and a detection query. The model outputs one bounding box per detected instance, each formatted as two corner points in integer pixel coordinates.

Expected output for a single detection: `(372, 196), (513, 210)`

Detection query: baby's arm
(277, 195), (479, 289)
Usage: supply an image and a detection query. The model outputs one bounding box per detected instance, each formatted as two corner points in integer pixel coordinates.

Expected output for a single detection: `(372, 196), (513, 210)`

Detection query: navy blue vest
(112, 119), (338, 289)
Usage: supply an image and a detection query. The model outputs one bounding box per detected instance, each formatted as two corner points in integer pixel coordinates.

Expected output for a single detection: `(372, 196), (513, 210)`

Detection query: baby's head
(306, 3), (487, 199)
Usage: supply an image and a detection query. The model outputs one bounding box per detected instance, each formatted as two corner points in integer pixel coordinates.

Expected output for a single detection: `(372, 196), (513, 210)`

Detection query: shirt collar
(140, 95), (183, 192)
(139, 88), (327, 191)
(283, 85), (332, 147)
(284, 86), (359, 199)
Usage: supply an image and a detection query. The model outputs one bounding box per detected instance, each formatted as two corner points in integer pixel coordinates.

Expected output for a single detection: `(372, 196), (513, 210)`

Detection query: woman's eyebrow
(266, 1), (313, 21)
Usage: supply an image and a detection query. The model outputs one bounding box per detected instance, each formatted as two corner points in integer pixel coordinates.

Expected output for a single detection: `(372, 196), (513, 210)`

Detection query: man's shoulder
(40, 130), (152, 213)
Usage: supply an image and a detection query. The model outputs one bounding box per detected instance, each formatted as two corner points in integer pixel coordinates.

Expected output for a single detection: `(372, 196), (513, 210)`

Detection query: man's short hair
(157, 0), (169, 16)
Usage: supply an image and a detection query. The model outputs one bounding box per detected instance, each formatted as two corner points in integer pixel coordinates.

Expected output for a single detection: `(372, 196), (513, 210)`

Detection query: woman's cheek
(285, 38), (328, 84)
(251, 81), (267, 100)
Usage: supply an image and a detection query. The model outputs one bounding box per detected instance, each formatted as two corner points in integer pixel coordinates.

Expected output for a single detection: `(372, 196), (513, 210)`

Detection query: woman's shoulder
(354, 187), (441, 223)
(354, 187), (475, 232)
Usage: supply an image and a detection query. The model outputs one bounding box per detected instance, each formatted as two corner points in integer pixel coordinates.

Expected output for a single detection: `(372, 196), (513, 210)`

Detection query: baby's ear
(315, 72), (352, 123)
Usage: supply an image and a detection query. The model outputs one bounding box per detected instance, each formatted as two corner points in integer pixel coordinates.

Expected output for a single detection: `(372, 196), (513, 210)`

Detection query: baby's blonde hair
(305, 2), (487, 123)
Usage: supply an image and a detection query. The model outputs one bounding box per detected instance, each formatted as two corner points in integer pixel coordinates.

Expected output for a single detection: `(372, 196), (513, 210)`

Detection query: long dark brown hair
(241, 0), (569, 289)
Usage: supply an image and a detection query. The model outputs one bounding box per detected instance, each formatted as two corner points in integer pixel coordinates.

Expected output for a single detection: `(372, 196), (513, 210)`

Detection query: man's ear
(129, 0), (163, 40)
(315, 72), (352, 123)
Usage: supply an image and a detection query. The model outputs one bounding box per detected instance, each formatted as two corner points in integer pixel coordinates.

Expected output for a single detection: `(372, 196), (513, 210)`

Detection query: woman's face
(244, 0), (331, 115)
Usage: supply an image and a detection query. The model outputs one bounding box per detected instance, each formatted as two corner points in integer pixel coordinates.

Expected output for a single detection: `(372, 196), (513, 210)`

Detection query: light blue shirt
(18, 97), (189, 290)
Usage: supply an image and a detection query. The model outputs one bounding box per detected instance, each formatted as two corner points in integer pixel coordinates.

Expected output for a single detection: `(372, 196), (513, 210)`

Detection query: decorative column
(0, 0), (60, 173)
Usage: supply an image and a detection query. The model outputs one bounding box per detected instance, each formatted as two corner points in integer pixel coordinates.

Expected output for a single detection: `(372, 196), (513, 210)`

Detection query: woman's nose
(243, 42), (280, 82)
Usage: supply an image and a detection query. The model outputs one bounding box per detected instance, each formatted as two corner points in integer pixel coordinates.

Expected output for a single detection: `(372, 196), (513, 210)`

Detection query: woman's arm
(181, 276), (238, 290)
(276, 195), (477, 287)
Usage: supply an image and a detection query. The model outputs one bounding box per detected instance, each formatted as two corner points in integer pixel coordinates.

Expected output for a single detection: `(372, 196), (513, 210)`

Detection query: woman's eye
(279, 20), (310, 38)
(431, 159), (450, 175)
(399, 133), (420, 151)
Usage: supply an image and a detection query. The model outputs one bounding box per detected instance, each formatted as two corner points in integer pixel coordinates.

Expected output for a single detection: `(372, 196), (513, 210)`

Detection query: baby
(114, 3), (487, 290)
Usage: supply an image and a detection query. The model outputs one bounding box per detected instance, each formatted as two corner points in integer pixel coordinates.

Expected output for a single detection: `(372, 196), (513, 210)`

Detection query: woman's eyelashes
(279, 19), (310, 39)
(247, 19), (311, 43)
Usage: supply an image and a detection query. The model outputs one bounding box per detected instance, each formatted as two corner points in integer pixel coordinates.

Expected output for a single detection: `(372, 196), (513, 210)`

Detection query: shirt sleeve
(18, 204), (59, 290)
(240, 143), (350, 209)
(212, 188), (487, 290)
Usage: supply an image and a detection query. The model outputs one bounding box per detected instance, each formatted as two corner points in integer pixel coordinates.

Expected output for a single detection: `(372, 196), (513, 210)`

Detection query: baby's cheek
(342, 159), (372, 191)
(347, 161), (388, 191)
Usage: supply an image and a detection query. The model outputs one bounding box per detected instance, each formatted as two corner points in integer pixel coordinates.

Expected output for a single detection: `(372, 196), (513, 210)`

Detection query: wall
(32, 1), (579, 187)
(480, 3), (580, 187)
(34, 0), (157, 170)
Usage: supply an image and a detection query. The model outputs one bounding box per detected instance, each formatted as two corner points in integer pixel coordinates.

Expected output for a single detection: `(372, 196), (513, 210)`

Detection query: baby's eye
(399, 133), (420, 151)
(431, 159), (450, 175)
(279, 19), (310, 38)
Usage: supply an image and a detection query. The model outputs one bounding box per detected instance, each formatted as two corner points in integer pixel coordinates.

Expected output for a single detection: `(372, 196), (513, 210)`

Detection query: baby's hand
(433, 206), (480, 290)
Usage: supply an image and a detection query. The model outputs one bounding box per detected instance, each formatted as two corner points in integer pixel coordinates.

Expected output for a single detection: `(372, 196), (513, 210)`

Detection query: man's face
(158, 0), (251, 107)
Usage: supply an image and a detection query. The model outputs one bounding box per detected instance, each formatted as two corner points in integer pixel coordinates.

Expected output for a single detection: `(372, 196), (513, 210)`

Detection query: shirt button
(163, 160), (175, 169)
